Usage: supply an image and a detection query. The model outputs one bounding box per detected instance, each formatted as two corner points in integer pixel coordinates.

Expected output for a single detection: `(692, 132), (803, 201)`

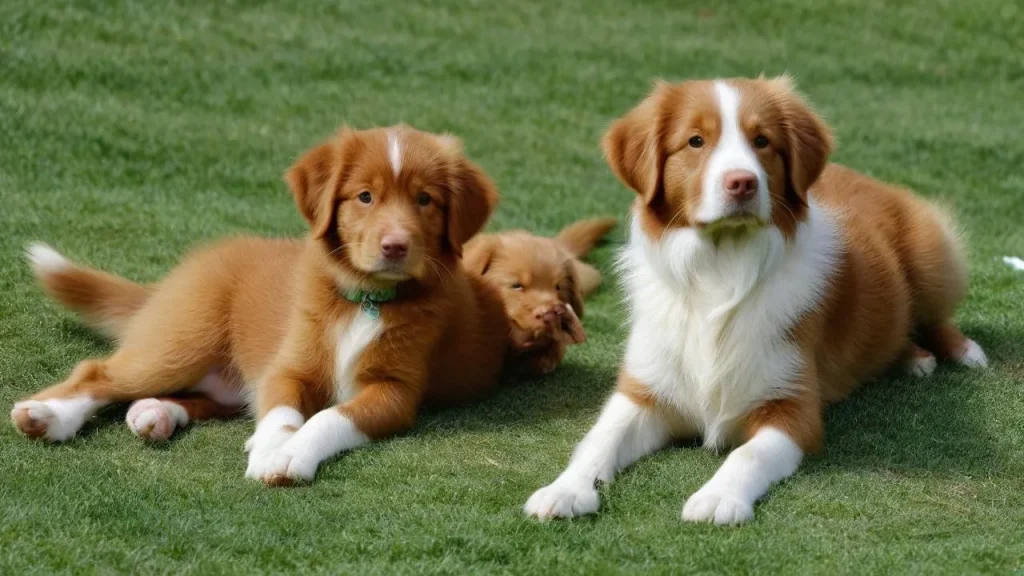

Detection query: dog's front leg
(524, 375), (670, 519)
(682, 386), (821, 525)
(254, 380), (420, 486)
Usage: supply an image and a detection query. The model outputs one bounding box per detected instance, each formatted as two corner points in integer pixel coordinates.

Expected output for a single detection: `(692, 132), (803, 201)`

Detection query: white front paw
(524, 481), (599, 519)
(682, 487), (754, 525)
(244, 429), (295, 482)
(245, 435), (318, 486)
(260, 444), (319, 486)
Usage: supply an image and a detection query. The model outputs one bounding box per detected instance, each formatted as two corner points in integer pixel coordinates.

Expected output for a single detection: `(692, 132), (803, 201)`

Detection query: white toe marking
(682, 427), (802, 525)
(25, 242), (70, 274)
(908, 354), (937, 378)
(12, 395), (106, 442)
(958, 339), (988, 369)
(244, 406), (303, 480)
(523, 481), (600, 520)
(387, 129), (403, 178)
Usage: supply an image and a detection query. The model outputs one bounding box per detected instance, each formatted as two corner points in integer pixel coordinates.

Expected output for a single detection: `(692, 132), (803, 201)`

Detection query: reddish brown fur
(464, 217), (615, 375)
(604, 77), (978, 452)
(13, 126), (510, 458)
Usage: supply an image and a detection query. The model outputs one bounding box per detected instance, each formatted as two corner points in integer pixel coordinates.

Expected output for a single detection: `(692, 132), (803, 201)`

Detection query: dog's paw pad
(524, 482), (599, 520)
(682, 490), (754, 526)
(126, 399), (183, 442)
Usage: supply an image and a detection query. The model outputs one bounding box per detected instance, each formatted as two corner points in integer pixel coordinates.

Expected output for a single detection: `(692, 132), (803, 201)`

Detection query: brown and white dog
(11, 125), (509, 486)
(525, 76), (988, 524)
(464, 217), (616, 375)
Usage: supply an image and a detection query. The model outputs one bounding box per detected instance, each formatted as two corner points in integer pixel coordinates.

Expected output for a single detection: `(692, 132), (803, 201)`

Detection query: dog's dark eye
(688, 135), (704, 148)
(555, 284), (561, 291)
(357, 191), (372, 204)
(417, 192), (431, 207)
(753, 135), (770, 149)
(510, 282), (523, 290)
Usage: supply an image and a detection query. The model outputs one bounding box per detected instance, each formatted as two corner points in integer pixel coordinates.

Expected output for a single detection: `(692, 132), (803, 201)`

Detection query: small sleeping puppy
(464, 217), (616, 375)
(12, 125), (510, 486)
(525, 76), (988, 524)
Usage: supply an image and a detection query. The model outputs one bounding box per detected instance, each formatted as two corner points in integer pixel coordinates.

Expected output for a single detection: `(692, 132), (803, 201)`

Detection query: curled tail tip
(25, 242), (72, 275)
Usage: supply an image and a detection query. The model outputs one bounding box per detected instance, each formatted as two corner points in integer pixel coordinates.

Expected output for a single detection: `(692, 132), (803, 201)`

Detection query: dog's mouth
(697, 214), (765, 241)
(369, 266), (413, 282)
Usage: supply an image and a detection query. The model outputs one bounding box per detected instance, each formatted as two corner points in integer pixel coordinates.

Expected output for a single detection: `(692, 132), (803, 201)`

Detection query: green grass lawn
(2, 0), (1023, 573)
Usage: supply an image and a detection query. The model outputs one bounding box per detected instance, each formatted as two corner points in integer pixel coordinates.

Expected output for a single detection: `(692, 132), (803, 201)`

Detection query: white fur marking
(388, 130), (403, 177)
(260, 409), (370, 483)
(333, 312), (383, 403)
(958, 339), (988, 369)
(619, 200), (840, 448)
(25, 242), (70, 274)
(682, 427), (802, 525)
(244, 406), (304, 480)
(696, 82), (771, 223)
(11, 395), (106, 442)
(524, 393), (669, 519)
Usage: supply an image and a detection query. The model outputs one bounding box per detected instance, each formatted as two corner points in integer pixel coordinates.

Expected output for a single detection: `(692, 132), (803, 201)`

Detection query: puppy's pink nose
(380, 234), (409, 260)
(724, 170), (758, 201)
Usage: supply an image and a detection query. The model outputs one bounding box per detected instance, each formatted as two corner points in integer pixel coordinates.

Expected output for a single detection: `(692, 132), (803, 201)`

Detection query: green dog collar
(342, 287), (398, 319)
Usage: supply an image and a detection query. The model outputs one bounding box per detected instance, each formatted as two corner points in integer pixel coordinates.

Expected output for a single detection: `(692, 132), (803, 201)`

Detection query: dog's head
(603, 76), (832, 240)
(286, 125), (498, 288)
(464, 232), (586, 352)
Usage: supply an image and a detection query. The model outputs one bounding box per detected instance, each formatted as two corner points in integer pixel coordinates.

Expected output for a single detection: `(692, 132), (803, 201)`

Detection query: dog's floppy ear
(602, 81), (675, 206)
(462, 235), (502, 277)
(446, 152), (499, 258)
(285, 135), (346, 239)
(771, 76), (833, 206)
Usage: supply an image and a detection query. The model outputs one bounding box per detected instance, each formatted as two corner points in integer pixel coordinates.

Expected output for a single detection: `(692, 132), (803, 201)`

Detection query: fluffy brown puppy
(464, 217), (616, 375)
(12, 125), (509, 486)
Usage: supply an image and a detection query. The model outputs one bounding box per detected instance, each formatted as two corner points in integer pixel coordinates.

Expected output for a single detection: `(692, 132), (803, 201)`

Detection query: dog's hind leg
(126, 367), (246, 442)
(11, 297), (229, 442)
(11, 341), (222, 442)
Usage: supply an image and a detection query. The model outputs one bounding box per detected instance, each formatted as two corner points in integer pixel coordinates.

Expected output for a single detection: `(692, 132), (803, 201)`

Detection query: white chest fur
(333, 311), (383, 403)
(620, 202), (840, 449)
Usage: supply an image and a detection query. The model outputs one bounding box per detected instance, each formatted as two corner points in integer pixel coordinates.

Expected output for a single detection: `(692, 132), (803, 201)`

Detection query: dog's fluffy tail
(554, 217), (617, 258)
(25, 243), (149, 340)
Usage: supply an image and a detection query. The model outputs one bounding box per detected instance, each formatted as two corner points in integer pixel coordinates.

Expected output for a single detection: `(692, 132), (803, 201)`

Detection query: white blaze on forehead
(387, 129), (403, 178)
(696, 81), (770, 223)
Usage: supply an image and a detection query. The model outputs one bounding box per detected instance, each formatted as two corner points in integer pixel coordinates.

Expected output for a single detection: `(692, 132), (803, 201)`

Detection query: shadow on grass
(417, 360), (615, 434)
